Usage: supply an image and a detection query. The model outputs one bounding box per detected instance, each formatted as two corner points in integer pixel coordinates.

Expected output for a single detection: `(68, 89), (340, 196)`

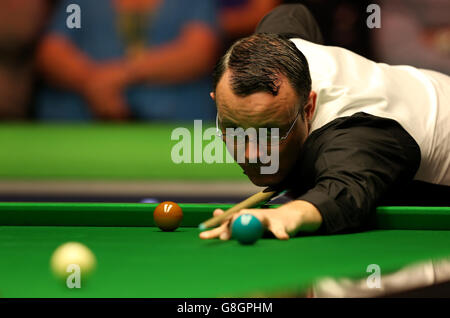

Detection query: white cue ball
(50, 242), (96, 280)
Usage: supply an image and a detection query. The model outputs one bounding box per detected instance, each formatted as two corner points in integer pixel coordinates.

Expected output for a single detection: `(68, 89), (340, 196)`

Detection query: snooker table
(1, 124), (450, 297)
(1, 202), (450, 298)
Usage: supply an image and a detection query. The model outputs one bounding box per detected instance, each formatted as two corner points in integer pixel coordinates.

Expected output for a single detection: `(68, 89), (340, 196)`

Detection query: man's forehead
(216, 70), (297, 103)
(215, 78), (298, 125)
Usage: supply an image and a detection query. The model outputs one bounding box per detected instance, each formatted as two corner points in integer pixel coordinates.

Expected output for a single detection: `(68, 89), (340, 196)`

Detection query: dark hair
(213, 33), (311, 107)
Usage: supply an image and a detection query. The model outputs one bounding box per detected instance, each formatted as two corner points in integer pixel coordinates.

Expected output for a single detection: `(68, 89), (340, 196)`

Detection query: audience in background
(0, 0), (52, 119)
(283, 0), (375, 59)
(373, 0), (450, 75)
(35, 0), (219, 121)
(0, 1), (448, 121)
(218, 0), (281, 42)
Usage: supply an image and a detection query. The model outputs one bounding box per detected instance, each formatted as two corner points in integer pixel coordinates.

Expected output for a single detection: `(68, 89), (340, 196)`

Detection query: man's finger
(199, 221), (229, 240)
(213, 209), (224, 217)
(266, 218), (290, 240)
(219, 231), (231, 241)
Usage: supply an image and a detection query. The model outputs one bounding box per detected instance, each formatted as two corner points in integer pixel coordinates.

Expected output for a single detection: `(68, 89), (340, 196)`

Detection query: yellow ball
(50, 242), (96, 281)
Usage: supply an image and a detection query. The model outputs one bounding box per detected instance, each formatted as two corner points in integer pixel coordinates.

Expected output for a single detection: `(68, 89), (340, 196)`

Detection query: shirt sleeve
(295, 112), (421, 233)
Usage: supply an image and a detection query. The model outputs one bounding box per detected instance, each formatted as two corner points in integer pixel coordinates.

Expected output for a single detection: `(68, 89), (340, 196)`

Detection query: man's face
(212, 70), (316, 187)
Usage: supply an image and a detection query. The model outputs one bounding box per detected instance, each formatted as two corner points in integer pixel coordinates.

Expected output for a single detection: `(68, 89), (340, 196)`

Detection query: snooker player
(200, 4), (450, 241)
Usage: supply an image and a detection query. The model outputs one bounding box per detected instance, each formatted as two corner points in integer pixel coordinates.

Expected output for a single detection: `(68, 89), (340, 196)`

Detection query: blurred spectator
(283, 0), (375, 59)
(36, 0), (219, 121)
(218, 0), (281, 40)
(0, 0), (52, 119)
(373, 0), (450, 75)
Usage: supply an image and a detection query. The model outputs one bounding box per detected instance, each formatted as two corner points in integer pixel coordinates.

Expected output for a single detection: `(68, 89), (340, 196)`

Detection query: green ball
(232, 214), (264, 245)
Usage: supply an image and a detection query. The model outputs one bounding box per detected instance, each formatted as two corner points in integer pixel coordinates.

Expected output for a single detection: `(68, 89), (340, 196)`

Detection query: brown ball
(153, 201), (183, 231)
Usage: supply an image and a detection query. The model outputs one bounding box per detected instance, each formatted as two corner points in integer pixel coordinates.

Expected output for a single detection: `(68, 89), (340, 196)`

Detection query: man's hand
(82, 61), (132, 120)
(199, 200), (323, 241)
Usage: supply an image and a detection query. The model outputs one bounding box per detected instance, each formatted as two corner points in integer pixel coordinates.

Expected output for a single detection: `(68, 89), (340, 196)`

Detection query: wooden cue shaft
(199, 189), (277, 230)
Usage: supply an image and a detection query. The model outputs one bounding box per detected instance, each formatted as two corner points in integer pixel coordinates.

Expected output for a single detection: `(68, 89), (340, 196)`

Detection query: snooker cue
(198, 189), (280, 231)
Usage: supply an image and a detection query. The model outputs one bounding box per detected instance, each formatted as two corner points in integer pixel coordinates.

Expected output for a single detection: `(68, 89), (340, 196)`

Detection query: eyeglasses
(216, 108), (301, 147)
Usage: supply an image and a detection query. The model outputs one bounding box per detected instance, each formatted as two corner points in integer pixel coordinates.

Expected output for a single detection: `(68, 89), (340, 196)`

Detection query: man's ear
(210, 92), (215, 101)
(304, 91), (317, 122)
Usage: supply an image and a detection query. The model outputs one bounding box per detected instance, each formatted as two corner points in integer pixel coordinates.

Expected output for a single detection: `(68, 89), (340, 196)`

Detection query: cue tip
(198, 223), (207, 232)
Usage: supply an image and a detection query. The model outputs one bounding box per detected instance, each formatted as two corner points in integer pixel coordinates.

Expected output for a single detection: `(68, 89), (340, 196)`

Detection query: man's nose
(244, 140), (263, 163)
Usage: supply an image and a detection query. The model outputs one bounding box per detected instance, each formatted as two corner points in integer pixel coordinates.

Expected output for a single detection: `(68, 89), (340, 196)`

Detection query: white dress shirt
(291, 38), (450, 186)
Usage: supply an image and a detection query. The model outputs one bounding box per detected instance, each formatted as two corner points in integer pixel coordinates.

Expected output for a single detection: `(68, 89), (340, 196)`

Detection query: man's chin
(245, 171), (283, 187)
